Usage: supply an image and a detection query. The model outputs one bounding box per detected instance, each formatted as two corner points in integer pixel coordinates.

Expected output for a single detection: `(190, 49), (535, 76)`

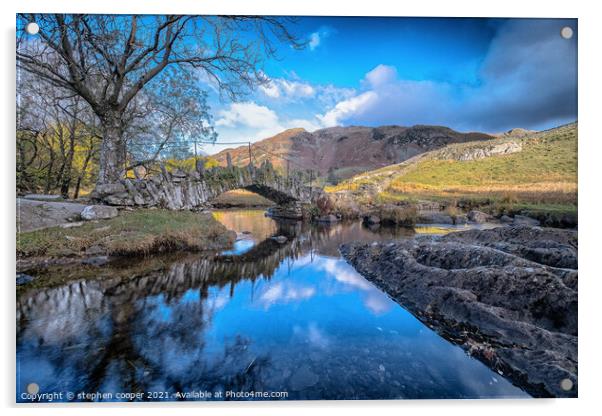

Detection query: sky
(201, 17), (577, 155)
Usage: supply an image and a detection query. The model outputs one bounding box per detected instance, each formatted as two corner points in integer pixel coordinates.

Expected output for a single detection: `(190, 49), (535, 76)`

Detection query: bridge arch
(91, 164), (322, 210)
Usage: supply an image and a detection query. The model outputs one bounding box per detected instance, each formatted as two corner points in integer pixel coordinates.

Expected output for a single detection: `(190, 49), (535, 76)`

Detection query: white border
(2, 1), (601, 415)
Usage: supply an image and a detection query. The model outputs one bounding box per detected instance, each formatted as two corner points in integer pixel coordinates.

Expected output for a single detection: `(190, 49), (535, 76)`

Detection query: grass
(327, 123), (577, 217)
(211, 189), (275, 207)
(17, 209), (236, 261)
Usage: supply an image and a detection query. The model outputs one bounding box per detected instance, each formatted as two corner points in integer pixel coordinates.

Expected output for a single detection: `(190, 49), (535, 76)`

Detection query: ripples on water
(16, 209), (528, 401)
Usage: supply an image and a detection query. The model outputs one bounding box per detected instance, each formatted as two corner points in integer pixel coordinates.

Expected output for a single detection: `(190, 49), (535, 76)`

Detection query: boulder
(453, 214), (469, 225)
(417, 211), (454, 224)
(513, 214), (541, 226)
(81, 205), (119, 221)
(500, 214), (514, 223)
(467, 210), (493, 223)
(91, 183), (126, 198)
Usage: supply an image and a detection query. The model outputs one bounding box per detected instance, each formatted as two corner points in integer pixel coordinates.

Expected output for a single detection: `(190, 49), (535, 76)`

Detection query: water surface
(16, 209), (528, 401)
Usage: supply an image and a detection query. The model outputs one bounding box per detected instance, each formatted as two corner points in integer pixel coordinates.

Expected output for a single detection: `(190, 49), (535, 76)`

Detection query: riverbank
(340, 225), (577, 398)
(17, 209), (236, 272)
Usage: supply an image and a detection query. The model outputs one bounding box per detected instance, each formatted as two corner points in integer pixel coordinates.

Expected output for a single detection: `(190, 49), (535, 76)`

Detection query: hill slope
(327, 123), (577, 210)
(212, 125), (495, 180)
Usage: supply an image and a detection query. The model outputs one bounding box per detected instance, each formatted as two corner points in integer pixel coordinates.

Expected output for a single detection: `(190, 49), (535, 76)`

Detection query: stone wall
(90, 162), (322, 210)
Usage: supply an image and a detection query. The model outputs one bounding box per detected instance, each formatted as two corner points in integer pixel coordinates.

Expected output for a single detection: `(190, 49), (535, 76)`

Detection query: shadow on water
(16, 209), (529, 401)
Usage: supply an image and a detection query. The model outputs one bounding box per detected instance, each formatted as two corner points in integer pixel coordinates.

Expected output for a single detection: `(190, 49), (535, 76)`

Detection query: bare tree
(17, 14), (302, 186)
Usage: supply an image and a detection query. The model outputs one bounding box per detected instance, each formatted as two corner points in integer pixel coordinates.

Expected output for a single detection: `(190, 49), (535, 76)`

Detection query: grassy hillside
(327, 123), (577, 214)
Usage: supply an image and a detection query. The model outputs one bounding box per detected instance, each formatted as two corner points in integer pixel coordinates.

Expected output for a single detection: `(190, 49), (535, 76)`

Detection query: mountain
(211, 125), (495, 180)
(327, 123), (577, 211)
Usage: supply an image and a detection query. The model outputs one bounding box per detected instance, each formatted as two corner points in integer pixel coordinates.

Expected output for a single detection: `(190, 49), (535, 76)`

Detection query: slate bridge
(90, 160), (323, 212)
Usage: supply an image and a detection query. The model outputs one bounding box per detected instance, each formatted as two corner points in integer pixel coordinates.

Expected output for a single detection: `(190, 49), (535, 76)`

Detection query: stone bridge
(90, 161), (323, 212)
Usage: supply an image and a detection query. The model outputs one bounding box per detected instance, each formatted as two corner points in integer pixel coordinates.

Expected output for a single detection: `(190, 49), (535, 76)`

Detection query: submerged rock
(340, 225), (577, 398)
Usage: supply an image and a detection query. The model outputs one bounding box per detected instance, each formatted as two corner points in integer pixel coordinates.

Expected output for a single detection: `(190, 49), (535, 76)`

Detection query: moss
(17, 209), (236, 262)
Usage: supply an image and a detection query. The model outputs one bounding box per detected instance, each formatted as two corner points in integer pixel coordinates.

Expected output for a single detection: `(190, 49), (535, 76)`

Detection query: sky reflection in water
(16, 210), (528, 401)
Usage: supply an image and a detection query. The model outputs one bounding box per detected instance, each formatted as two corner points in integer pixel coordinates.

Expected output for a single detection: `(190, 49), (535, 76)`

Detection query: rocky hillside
(212, 125), (494, 180)
(327, 123), (577, 209)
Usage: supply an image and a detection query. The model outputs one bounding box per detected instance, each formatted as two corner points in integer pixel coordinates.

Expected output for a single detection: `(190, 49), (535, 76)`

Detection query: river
(16, 209), (528, 401)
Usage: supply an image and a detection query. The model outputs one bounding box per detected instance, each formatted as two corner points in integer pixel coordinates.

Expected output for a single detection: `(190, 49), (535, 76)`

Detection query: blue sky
(203, 17), (577, 155)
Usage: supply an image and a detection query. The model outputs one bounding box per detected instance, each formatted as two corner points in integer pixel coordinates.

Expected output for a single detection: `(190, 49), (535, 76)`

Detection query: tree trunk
(97, 112), (126, 185)
(73, 141), (94, 199)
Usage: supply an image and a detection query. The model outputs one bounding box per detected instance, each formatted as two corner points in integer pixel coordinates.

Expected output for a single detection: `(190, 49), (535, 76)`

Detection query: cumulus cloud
(317, 91), (378, 127)
(317, 19), (577, 132)
(215, 102), (280, 129)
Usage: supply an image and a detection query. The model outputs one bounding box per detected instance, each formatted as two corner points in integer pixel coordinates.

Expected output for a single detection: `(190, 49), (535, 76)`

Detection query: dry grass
(17, 209), (236, 260)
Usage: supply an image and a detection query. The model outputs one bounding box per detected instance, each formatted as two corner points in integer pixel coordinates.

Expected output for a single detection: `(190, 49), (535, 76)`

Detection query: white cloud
(308, 27), (333, 51)
(309, 32), (321, 50)
(259, 78), (316, 100)
(313, 20), (577, 132)
(259, 82), (281, 98)
(363, 64), (398, 88)
(215, 102), (279, 129)
(317, 91), (378, 127)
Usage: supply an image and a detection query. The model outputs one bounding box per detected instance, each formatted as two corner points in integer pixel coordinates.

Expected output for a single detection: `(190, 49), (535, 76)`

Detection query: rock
(16, 273), (34, 285)
(17, 198), (89, 232)
(500, 214), (514, 223)
(271, 235), (288, 244)
(266, 202), (304, 220)
(23, 194), (62, 201)
(513, 214), (541, 226)
(453, 214), (469, 225)
(417, 211), (454, 224)
(81, 256), (109, 267)
(60, 221), (84, 228)
(316, 214), (339, 223)
(91, 183), (126, 198)
(364, 215), (381, 225)
(467, 210), (493, 223)
(81, 205), (119, 220)
(340, 225), (578, 398)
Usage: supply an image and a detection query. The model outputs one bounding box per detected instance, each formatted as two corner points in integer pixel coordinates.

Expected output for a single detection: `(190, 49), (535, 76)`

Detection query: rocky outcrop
(437, 140), (522, 161)
(90, 163), (322, 211)
(341, 225), (577, 398)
